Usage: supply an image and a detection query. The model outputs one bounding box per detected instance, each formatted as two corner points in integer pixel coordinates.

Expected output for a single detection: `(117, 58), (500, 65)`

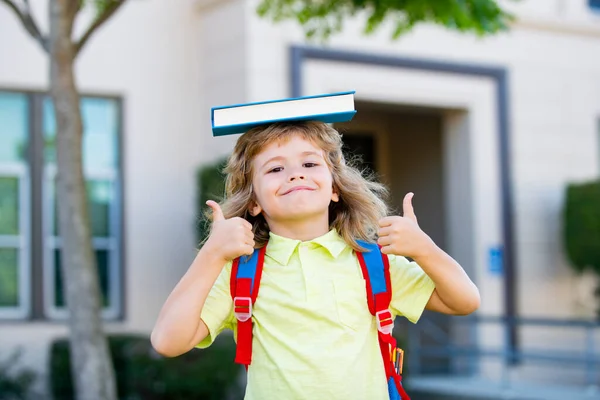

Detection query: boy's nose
(288, 170), (305, 181)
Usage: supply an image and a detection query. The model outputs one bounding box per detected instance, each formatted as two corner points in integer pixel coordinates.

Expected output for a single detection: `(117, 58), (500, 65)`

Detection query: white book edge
(213, 93), (355, 127)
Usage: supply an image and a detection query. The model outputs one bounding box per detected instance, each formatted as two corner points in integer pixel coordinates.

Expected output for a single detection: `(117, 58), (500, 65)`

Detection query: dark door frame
(289, 45), (517, 353)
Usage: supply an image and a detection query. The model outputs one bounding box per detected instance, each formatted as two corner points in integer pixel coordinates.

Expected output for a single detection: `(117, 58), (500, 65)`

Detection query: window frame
(0, 163), (31, 319)
(42, 165), (122, 320)
(0, 88), (124, 321)
(598, 118), (600, 175)
(0, 90), (32, 319)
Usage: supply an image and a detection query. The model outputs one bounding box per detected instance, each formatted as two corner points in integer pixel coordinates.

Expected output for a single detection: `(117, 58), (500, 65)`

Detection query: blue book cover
(211, 91), (356, 136)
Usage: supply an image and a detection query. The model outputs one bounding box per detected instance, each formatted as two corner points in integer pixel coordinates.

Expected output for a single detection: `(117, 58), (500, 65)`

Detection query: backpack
(230, 240), (410, 400)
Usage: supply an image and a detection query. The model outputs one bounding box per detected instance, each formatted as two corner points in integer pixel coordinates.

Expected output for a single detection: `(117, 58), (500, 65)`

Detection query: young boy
(151, 121), (480, 399)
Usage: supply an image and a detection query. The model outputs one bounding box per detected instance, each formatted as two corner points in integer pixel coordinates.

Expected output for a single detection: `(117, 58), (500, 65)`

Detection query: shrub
(563, 179), (600, 316)
(50, 334), (243, 400)
(0, 349), (36, 400)
(196, 158), (228, 245)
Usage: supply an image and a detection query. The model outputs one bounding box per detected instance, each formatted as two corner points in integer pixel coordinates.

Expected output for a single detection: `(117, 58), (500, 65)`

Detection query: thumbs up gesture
(377, 193), (434, 259)
(205, 200), (255, 262)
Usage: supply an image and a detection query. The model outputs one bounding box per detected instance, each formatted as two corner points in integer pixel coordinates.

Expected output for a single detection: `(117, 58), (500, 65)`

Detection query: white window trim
(0, 163), (31, 319)
(42, 165), (121, 320)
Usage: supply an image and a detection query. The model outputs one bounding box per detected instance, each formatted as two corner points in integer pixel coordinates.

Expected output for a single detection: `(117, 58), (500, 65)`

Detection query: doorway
(336, 101), (447, 249)
(336, 101), (453, 374)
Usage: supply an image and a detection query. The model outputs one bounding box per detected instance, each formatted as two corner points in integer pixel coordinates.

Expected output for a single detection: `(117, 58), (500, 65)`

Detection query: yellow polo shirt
(197, 229), (435, 400)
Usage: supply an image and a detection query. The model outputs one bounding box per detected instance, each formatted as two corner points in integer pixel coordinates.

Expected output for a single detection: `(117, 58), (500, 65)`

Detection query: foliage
(89, 0), (120, 14)
(196, 158), (228, 245)
(564, 179), (600, 317)
(50, 334), (243, 400)
(0, 349), (37, 400)
(564, 180), (600, 275)
(257, 0), (515, 40)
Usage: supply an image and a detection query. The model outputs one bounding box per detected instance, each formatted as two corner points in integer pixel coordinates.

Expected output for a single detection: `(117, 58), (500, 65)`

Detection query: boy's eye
(268, 167), (283, 173)
(303, 162), (318, 168)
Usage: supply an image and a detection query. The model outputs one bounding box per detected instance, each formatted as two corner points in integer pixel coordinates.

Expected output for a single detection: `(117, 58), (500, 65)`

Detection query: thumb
(402, 192), (417, 222)
(206, 200), (225, 222)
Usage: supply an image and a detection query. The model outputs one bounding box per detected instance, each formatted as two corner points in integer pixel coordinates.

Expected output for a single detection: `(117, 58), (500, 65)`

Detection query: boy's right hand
(205, 200), (255, 262)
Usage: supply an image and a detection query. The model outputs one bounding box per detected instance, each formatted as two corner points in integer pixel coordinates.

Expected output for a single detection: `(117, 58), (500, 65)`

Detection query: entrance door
(337, 103), (452, 375)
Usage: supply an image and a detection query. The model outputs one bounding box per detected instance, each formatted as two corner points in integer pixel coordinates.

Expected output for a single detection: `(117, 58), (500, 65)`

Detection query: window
(0, 90), (122, 320)
(0, 92), (31, 319)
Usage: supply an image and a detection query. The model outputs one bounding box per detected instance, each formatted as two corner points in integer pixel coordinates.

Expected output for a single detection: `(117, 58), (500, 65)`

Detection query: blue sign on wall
(488, 246), (503, 276)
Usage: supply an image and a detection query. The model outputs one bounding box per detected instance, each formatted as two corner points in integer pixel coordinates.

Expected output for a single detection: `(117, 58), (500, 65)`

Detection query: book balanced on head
(211, 91), (356, 136)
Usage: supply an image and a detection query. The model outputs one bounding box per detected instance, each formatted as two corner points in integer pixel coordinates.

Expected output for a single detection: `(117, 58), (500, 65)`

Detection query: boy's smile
(281, 185), (315, 195)
(250, 135), (339, 237)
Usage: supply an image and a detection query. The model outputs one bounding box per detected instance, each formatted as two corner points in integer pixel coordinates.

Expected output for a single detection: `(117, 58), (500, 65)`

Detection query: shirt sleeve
(388, 254), (436, 324)
(196, 261), (236, 348)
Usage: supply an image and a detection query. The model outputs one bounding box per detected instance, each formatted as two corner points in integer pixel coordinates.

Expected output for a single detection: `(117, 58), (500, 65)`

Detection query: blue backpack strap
(356, 240), (391, 319)
(356, 240), (410, 400)
(230, 246), (266, 367)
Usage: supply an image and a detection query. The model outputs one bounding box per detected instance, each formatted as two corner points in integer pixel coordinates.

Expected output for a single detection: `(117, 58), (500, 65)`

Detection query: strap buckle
(233, 297), (252, 322)
(376, 309), (394, 335)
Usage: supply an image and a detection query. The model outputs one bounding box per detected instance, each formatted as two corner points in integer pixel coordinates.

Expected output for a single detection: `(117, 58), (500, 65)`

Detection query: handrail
(457, 315), (600, 328)
(417, 347), (600, 365)
(405, 314), (600, 388)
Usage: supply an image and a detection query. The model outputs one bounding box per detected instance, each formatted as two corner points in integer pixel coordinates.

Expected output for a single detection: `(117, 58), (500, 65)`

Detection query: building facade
(1, 0), (599, 397)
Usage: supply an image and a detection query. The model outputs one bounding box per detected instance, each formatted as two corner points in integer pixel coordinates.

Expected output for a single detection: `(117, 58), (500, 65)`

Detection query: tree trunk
(48, 1), (117, 399)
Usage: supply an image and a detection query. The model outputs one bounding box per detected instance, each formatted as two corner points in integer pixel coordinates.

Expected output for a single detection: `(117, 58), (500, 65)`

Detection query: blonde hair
(211, 121), (389, 251)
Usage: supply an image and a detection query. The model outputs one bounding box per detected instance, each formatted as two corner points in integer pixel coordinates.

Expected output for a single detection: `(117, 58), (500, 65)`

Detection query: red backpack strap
(229, 245), (266, 367)
(356, 240), (410, 400)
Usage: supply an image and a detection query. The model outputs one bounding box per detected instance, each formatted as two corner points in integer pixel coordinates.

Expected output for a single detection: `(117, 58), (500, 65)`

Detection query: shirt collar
(266, 229), (348, 266)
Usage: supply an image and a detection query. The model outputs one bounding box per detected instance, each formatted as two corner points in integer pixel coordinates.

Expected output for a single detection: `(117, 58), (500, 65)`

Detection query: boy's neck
(266, 215), (330, 242)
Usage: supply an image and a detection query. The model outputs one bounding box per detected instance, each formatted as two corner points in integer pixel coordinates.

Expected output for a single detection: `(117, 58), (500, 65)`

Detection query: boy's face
(250, 135), (339, 224)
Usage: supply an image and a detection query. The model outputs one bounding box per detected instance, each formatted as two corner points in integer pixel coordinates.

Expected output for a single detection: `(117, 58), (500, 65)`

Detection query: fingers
(244, 229), (255, 242)
(378, 226), (392, 237)
(206, 200), (225, 222)
(243, 244), (255, 256)
(402, 192), (417, 222)
(378, 216), (395, 228)
(235, 218), (255, 252)
(380, 245), (393, 254)
(233, 217), (253, 231)
(377, 235), (393, 247)
(243, 228), (255, 245)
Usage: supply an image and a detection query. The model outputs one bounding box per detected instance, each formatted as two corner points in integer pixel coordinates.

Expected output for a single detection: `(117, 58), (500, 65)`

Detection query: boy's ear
(249, 201), (262, 216)
(331, 188), (339, 202)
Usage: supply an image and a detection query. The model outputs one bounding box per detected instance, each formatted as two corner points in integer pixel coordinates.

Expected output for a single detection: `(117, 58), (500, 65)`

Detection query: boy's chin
(276, 207), (329, 220)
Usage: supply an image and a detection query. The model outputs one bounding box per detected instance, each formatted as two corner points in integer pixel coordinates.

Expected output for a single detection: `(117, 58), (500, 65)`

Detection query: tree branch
(1, 0), (49, 52)
(74, 0), (128, 57)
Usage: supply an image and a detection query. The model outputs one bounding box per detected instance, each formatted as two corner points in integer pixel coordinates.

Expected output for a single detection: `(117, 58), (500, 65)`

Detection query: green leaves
(257, 0), (515, 40)
(80, 0), (120, 15)
(564, 180), (600, 275)
(564, 180), (600, 317)
(196, 158), (228, 245)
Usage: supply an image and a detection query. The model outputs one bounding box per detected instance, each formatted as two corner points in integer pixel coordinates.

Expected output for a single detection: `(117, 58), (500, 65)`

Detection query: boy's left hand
(377, 192), (434, 259)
